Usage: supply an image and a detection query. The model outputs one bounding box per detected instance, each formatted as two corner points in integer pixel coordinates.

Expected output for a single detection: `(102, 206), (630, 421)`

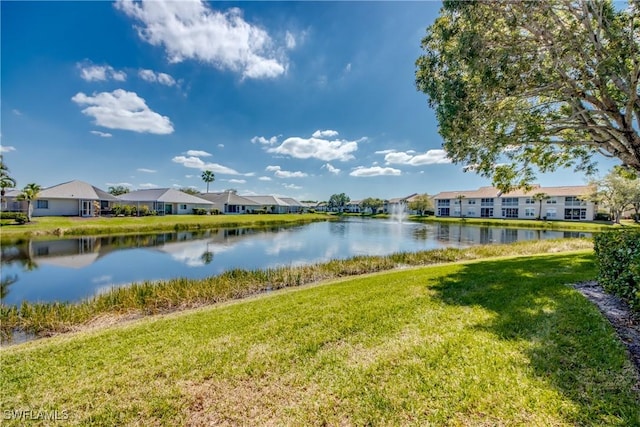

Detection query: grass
(408, 215), (636, 231)
(1, 251), (638, 425)
(0, 213), (332, 243)
(0, 238), (594, 341)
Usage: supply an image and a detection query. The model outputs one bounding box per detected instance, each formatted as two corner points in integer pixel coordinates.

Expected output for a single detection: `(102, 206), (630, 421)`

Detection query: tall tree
(0, 155), (17, 200)
(328, 193), (350, 213)
(455, 194), (465, 218)
(108, 185), (130, 196)
(408, 194), (433, 216)
(16, 183), (41, 222)
(201, 170), (215, 193)
(416, 0), (640, 191)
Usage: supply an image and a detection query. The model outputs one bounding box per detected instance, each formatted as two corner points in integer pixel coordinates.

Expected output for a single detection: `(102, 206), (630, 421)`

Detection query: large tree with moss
(416, 0), (640, 191)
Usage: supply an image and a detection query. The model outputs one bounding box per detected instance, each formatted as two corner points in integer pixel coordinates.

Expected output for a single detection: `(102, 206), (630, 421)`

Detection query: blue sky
(1, 1), (619, 201)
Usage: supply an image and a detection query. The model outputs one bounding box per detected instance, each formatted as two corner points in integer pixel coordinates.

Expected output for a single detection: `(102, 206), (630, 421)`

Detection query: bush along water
(594, 230), (640, 312)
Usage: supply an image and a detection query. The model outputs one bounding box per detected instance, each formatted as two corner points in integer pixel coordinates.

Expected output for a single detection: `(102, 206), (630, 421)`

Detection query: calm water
(1, 218), (590, 305)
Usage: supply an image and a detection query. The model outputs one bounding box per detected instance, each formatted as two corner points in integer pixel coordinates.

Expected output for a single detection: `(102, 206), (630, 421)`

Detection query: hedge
(593, 230), (640, 312)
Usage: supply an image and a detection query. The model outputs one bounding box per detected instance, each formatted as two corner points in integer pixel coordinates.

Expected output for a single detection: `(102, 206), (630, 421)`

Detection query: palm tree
(0, 155), (17, 203)
(17, 183), (41, 222)
(201, 170), (215, 193)
(455, 194), (465, 218)
(532, 192), (550, 220)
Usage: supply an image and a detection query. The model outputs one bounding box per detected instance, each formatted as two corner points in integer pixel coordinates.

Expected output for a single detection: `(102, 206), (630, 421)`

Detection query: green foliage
(201, 170), (215, 193)
(192, 208), (208, 215)
(416, 0), (640, 191)
(108, 185), (130, 196)
(179, 187), (200, 196)
(328, 193), (350, 212)
(594, 230), (640, 311)
(0, 212), (22, 220)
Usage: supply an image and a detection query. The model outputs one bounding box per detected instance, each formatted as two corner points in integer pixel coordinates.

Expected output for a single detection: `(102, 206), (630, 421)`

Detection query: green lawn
(0, 213), (332, 243)
(2, 252), (638, 425)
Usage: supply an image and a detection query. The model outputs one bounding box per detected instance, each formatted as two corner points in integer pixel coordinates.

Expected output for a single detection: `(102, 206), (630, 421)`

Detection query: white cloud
(258, 176), (272, 181)
(382, 149), (451, 166)
(105, 182), (133, 187)
(374, 149), (395, 154)
(227, 179), (246, 184)
(322, 163), (340, 175)
(139, 69), (177, 86)
(172, 155), (243, 175)
(350, 166), (401, 177)
(0, 145), (16, 153)
(312, 129), (338, 138)
(72, 89), (174, 135)
(138, 183), (158, 189)
(217, 144), (224, 148)
(137, 168), (157, 173)
(90, 130), (112, 138)
(265, 165), (307, 178)
(77, 61), (127, 82)
(345, 63), (352, 73)
(285, 31), (296, 49)
(12, 109), (22, 116)
(267, 132), (362, 162)
(283, 183), (302, 190)
(251, 135), (278, 145)
(116, 0), (287, 79)
(184, 150), (212, 157)
(185, 175), (195, 178)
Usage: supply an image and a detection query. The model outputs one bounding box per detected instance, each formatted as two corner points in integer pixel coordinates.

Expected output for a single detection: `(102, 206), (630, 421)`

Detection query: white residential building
(433, 185), (597, 221)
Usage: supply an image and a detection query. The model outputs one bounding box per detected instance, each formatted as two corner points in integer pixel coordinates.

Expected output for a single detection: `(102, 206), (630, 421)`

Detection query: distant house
(116, 188), (214, 215)
(244, 195), (292, 214)
(5, 180), (118, 217)
(197, 191), (261, 214)
(345, 200), (362, 213)
(432, 185), (597, 221)
(384, 193), (419, 214)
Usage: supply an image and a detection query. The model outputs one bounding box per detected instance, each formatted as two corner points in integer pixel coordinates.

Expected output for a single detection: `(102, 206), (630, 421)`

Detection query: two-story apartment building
(433, 185), (597, 221)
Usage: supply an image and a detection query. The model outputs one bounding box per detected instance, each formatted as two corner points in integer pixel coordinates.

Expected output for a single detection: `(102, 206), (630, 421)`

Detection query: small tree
(455, 194), (465, 218)
(16, 183), (41, 222)
(92, 200), (101, 217)
(328, 193), (350, 213)
(108, 185), (130, 196)
(589, 166), (636, 223)
(408, 194), (433, 216)
(361, 197), (384, 214)
(202, 170), (215, 193)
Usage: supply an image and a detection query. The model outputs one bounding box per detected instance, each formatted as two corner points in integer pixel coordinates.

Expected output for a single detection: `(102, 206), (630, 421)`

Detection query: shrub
(192, 208), (208, 215)
(139, 205), (150, 216)
(594, 212), (611, 221)
(210, 209), (221, 215)
(593, 230), (640, 312)
(14, 214), (28, 224)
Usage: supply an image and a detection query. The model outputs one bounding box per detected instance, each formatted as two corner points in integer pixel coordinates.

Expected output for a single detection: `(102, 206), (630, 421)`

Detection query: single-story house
(432, 185), (597, 221)
(4, 180), (118, 217)
(197, 191), (261, 214)
(116, 188), (214, 215)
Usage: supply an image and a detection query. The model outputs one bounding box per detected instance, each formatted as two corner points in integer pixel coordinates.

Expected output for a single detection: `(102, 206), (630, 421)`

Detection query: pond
(1, 218), (591, 305)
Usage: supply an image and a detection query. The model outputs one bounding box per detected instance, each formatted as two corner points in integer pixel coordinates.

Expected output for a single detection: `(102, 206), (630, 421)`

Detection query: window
(502, 208), (519, 218)
(525, 207), (536, 217)
(546, 198), (557, 204)
(546, 208), (557, 218)
(36, 200), (49, 209)
(437, 207), (450, 217)
(467, 208), (476, 216)
(525, 198), (535, 204)
(180, 204), (187, 210)
(481, 198), (494, 206)
(565, 208), (587, 220)
(437, 199), (450, 207)
(453, 208), (461, 216)
(565, 196), (585, 206)
(480, 208), (493, 217)
(467, 199), (476, 205)
(501, 197), (518, 206)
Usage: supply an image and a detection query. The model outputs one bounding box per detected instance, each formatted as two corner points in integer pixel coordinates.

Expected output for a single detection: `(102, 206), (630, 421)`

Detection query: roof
(198, 191), (258, 206)
(433, 185), (595, 200)
(244, 195), (290, 206)
(387, 193), (419, 204)
(37, 180), (118, 201)
(117, 188), (214, 205)
(279, 197), (303, 207)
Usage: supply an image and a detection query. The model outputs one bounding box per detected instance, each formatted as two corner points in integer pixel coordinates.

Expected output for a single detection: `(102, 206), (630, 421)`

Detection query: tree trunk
(27, 201), (33, 222)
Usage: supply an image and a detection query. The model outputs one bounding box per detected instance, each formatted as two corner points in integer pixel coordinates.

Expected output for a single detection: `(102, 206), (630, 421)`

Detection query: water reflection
(0, 219), (591, 305)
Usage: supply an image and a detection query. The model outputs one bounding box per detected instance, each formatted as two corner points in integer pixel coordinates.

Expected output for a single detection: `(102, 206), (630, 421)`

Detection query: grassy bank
(2, 251), (638, 425)
(1, 239), (593, 341)
(0, 213), (332, 243)
(409, 215), (622, 231)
